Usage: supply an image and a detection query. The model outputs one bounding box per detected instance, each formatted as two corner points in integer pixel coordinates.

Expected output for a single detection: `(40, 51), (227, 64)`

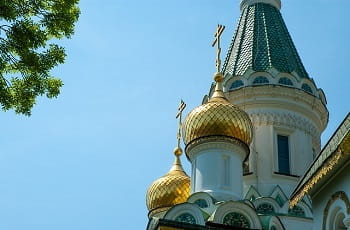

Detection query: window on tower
(277, 135), (290, 174)
(230, 80), (244, 89)
(252, 76), (269, 85)
(301, 83), (313, 94)
(278, 77), (293, 86)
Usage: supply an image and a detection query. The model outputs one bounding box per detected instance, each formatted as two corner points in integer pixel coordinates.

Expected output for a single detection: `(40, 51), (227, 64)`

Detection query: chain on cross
(212, 24), (225, 72)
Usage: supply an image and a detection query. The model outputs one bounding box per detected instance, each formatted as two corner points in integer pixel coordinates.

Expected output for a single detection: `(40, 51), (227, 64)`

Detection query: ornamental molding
(322, 191), (350, 230)
(269, 216), (285, 230)
(323, 191), (350, 216)
(148, 206), (170, 218)
(289, 149), (344, 208)
(212, 201), (262, 229)
(344, 216), (350, 228)
(164, 203), (205, 226)
(185, 136), (249, 162)
(253, 197), (281, 214)
(187, 192), (215, 209)
(244, 186), (261, 200)
(226, 85), (329, 131)
(248, 111), (321, 149)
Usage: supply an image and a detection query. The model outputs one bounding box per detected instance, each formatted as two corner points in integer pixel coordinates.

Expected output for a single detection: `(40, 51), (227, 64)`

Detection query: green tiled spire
(222, 2), (309, 79)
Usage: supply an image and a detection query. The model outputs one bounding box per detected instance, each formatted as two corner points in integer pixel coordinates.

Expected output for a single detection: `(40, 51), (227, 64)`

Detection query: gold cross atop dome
(175, 100), (186, 151)
(212, 24), (225, 72)
(146, 100), (190, 217)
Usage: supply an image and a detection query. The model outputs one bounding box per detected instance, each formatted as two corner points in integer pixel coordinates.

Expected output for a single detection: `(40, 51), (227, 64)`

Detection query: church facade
(145, 0), (350, 229)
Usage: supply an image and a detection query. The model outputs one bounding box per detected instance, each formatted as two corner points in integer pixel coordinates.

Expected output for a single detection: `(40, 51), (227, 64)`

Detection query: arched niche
(323, 191), (350, 230)
(164, 203), (205, 226)
(211, 201), (262, 229)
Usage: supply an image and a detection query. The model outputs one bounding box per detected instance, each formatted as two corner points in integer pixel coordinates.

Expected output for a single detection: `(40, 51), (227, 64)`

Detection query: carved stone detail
(248, 111), (321, 149)
(323, 191), (350, 229)
(225, 85), (329, 131)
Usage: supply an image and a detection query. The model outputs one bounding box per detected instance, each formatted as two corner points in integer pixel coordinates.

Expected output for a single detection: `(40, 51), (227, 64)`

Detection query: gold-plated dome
(183, 72), (253, 146)
(146, 148), (190, 217)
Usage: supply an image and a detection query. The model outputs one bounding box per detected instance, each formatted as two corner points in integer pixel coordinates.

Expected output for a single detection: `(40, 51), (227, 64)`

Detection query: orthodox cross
(175, 100), (186, 148)
(212, 24), (225, 72)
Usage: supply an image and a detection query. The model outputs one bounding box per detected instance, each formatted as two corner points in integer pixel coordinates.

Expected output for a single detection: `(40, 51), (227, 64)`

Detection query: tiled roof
(222, 3), (309, 79)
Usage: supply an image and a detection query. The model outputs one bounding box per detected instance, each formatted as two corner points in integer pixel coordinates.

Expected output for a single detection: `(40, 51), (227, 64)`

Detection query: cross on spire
(212, 24), (225, 72)
(175, 100), (186, 148)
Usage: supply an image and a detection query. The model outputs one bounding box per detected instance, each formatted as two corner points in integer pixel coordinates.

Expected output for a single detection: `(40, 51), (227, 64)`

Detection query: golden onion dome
(146, 147), (190, 217)
(183, 72), (253, 146)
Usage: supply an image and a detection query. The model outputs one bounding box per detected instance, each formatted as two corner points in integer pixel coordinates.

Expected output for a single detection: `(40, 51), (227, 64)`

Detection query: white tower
(221, 0), (329, 197)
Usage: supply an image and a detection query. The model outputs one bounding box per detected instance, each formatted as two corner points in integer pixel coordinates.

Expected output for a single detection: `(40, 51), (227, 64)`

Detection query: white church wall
(312, 164), (350, 230)
(279, 216), (313, 230)
(226, 85), (326, 200)
(243, 110), (314, 197)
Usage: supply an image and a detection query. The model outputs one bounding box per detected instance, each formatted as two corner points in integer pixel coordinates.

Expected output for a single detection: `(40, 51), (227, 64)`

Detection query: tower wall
(225, 85), (328, 197)
(187, 139), (248, 201)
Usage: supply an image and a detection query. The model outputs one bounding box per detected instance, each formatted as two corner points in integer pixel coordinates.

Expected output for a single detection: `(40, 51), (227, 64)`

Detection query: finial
(169, 100), (187, 172)
(212, 24), (225, 73)
(175, 100), (186, 151)
(240, 0), (281, 11)
(210, 72), (227, 100)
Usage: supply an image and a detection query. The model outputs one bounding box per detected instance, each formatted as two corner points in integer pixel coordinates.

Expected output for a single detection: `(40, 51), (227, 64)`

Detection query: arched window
(302, 83), (313, 94)
(257, 203), (275, 214)
(253, 76), (269, 85)
(230, 80), (244, 89)
(278, 77), (293, 86)
(175, 213), (196, 224)
(288, 206), (305, 217)
(194, 199), (208, 208)
(223, 212), (251, 228)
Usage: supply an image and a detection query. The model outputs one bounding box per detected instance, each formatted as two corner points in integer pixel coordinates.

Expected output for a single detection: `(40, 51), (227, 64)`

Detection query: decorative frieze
(248, 111), (321, 149)
(226, 85), (329, 131)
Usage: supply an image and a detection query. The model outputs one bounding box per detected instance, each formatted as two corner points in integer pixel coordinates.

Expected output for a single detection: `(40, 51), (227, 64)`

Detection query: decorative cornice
(226, 85), (329, 132)
(248, 111), (321, 149)
(289, 148), (344, 208)
(185, 136), (249, 162)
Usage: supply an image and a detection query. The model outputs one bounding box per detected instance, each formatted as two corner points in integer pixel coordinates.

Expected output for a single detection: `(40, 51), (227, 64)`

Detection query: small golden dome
(183, 72), (253, 146)
(146, 148), (190, 217)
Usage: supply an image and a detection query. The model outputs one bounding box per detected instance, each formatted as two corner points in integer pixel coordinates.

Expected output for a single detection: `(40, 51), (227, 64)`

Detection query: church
(145, 0), (350, 229)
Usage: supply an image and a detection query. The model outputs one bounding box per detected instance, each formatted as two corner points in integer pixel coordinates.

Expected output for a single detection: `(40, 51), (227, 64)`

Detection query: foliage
(0, 0), (79, 115)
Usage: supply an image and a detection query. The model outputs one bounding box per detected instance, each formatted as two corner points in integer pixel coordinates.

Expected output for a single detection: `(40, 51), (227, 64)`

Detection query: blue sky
(1, 0), (349, 229)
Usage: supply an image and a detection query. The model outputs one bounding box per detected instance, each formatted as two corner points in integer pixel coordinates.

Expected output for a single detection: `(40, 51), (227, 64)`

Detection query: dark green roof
(222, 3), (309, 79)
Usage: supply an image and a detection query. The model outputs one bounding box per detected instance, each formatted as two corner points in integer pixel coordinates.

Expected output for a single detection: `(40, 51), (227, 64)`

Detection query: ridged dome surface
(182, 73), (253, 146)
(146, 156), (190, 216)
